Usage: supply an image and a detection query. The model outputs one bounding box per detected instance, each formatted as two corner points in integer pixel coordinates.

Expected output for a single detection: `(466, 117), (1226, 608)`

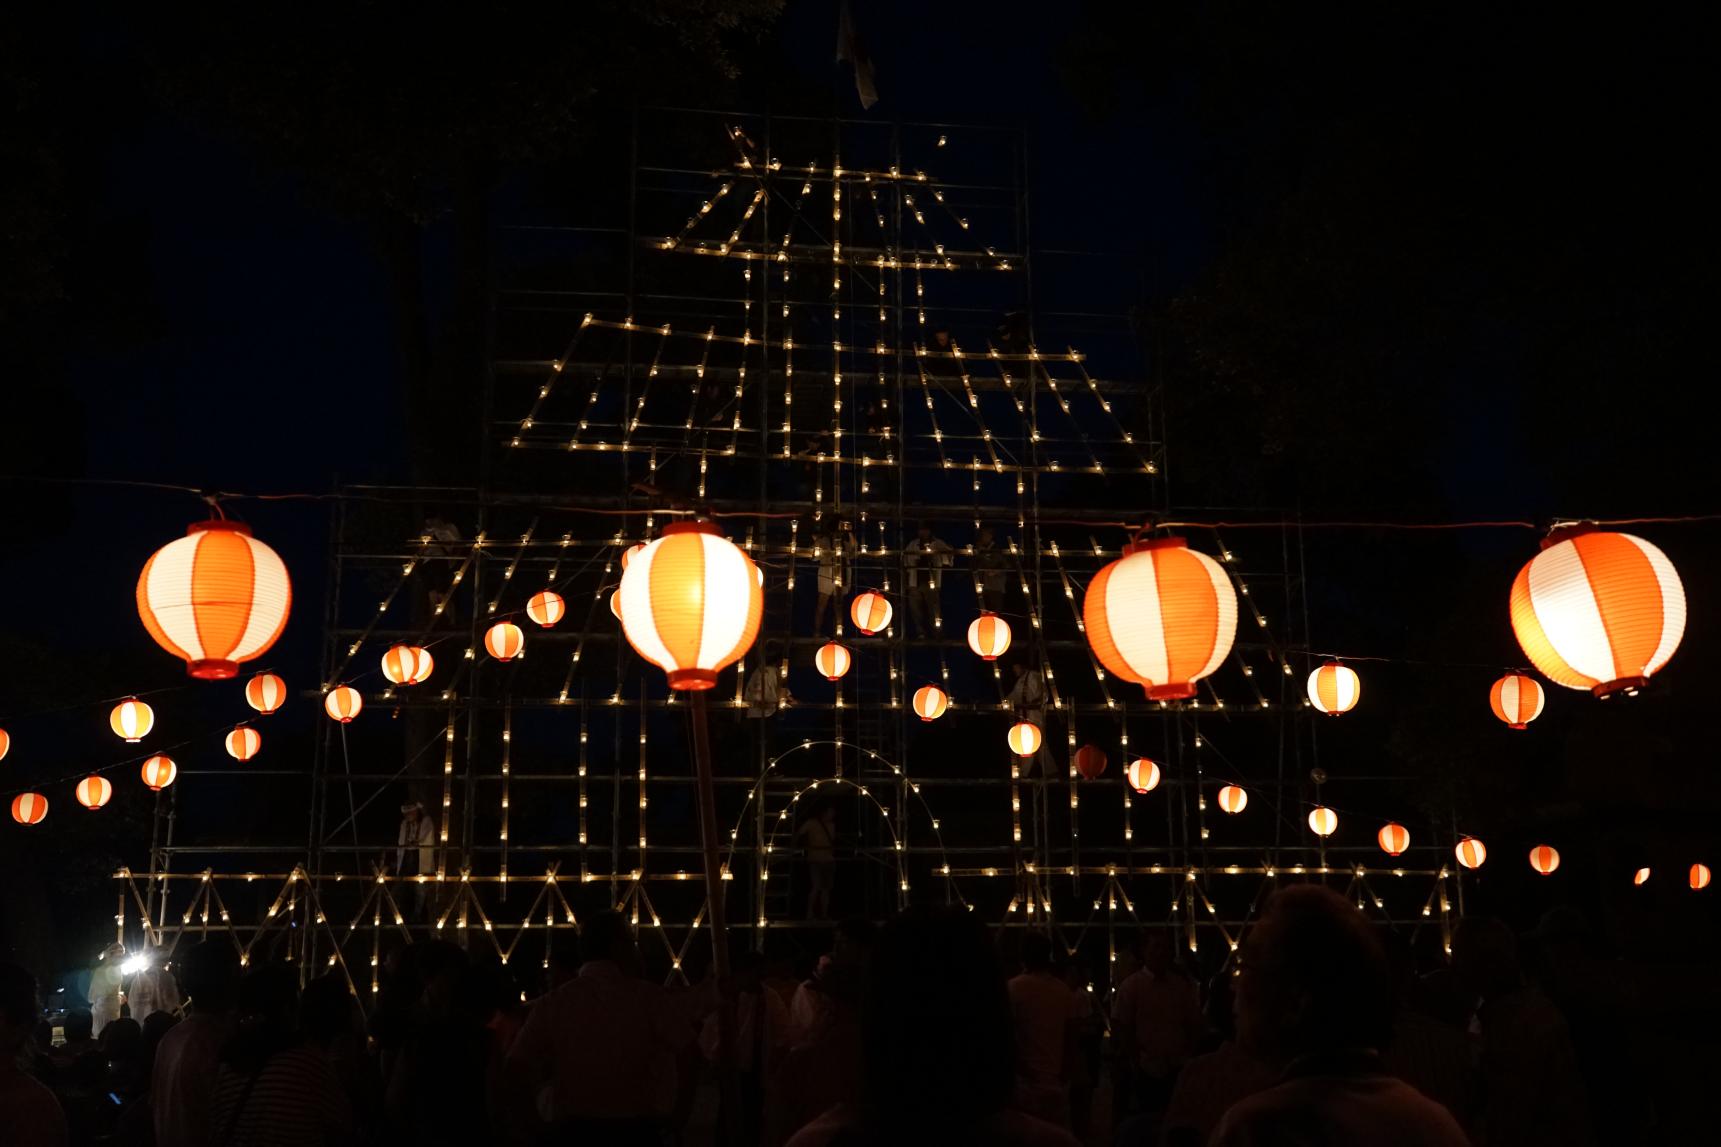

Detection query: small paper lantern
(1529, 845), (1561, 875)
(245, 673), (287, 716)
(1455, 837), (1487, 869)
(815, 642), (852, 681)
(1084, 537), (1237, 701)
(617, 521), (763, 691)
(0, 728), (9, 762)
(1308, 806), (1339, 837)
(1073, 744), (1107, 780)
(1217, 785), (1248, 815)
(225, 726), (261, 761)
(621, 541), (646, 570)
(137, 520), (292, 679)
(851, 591), (893, 635)
(1692, 863), (1713, 891)
(527, 590), (565, 627)
(1378, 823), (1411, 856)
(967, 612), (1012, 660)
(485, 622), (524, 662)
(1307, 663), (1360, 716)
(76, 776), (113, 811)
(1633, 867), (1651, 886)
(11, 792), (48, 826)
(1125, 758), (1161, 793)
(1510, 527), (1685, 698)
(1489, 673), (1545, 729)
(912, 684), (948, 721)
(110, 699), (155, 743)
(140, 755), (178, 792)
(609, 589), (623, 621)
(1007, 721), (1042, 758)
(324, 686), (363, 723)
(381, 644), (434, 686)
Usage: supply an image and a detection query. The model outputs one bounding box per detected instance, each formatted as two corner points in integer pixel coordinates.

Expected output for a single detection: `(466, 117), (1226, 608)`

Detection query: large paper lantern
(1632, 867), (1651, 886)
(1510, 528), (1685, 698)
(617, 520), (763, 691)
(137, 520), (292, 679)
(76, 776), (113, 811)
(815, 642), (852, 681)
(141, 755), (178, 792)
(1007, 721), (1042, 758)
(1489, 673), (1545, 729)
(110, 699), (154, 743)
(1125, 758), (1161, 793)
(1217, 785), (1248, 815)
(485, 622), (524, 662)
(912, 684), (948, 721)
(1378, 823), (1411, 857)
(1307, 663), (1360, 716)
(245, 673), (286, 716)
(620, 541), (647, 570)
(851, 591), (893, 635)
(1455, 837), (1487, 869)
(1073, 744), (1107, 780)
(0, 728), (9, 762)
(527, 590), (565, 628)
(381, 644), (434, 686)
(225, 726), (261, 761)
(324, 686), (363, 723)
(967, 612), (1012, 661)
(1692, 864), (1712, 891)
(1308, 806), (1339, 837)
(1084, 537), (1236, 700)
(609, 590), (623, 622)
(1529, 845), (1561, 875)
(11, 793), (47, 826)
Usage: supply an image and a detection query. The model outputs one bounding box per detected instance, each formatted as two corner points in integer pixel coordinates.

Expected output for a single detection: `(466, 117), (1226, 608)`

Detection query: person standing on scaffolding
(1005, 658), (1054, 778)
(395, 800), (435, 920)
(794, 804), (839, 920)
(813, 519), (856, 635)
(904, 522), (953, 638)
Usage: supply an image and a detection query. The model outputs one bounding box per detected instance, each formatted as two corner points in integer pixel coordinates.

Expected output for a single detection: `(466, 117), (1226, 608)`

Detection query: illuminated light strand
(483, 523), (537, 619)
(559, 542), (622, 703)
(323, 535), (435, 689)
(622, 331), (675, 448)
(1069, 351), (1158, 474)
(436, 717), (457, 867)
(1030, 358), (1106, 475)
(913, 352), (954, 471)
(667, 236), (1019, 272)
(510, 314), (592, 447)
(662, 179), (735, 251)
(569, 316), (1077, 362)
(498, 703), (512, 888)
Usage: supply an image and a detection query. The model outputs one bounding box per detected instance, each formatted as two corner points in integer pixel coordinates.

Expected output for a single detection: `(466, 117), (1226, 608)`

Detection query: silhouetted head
(547, 945), (580, 991)
(0, 964), (40, 1054)
(1142, 934), (1176, 977)
(1235, 885), (1392, 1063)
(917, 522), (933, 540)
(100, 1016), (143, 1061)
(977, 526), (994, 546)
(141, 1010), (179, 1065)
(415, 940), (469, 1010)
(63, 1009), (94, 1042)
(177, 940), (240, 1015)
(859, 907), (1015, 1132)
(300, 974), (360, 1048)
(1451, 917), (1520, 999)
(832, 917), (876, 967)
(236, 966), (300, 1033)
(1021, 931), (1055, 973)
(579, 909), (640, 973)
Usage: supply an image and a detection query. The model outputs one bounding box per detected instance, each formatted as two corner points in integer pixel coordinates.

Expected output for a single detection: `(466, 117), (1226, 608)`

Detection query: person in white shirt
(903, 524), (952, 638)
(1005, 660), (1054, 778)
(814, 520), (857, 635)
(396, 800), (435, 918)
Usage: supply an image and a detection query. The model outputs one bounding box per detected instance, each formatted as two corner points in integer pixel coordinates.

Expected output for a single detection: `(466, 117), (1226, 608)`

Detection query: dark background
(3, 0), (1718, 1027)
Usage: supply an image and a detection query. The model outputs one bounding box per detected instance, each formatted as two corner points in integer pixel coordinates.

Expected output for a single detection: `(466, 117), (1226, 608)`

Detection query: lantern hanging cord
(2, 719), (253, 803)
(0, 683), (193, 729)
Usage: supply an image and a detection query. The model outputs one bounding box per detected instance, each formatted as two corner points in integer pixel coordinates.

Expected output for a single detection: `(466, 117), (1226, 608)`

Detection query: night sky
(4, 2), (1719, 996)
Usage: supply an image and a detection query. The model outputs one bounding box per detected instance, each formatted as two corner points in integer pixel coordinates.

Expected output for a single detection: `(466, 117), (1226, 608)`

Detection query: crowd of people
(1, 885), (1624, 1146)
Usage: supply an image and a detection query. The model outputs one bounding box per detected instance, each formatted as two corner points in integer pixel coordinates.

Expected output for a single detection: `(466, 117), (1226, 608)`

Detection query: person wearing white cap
(396, 800), (435, 919)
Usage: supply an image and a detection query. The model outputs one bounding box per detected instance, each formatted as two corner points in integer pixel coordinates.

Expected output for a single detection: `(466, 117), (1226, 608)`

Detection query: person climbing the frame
(814, 518), (857, 635)
(904, 522), (953, 638)
(795, 804), (839, 920)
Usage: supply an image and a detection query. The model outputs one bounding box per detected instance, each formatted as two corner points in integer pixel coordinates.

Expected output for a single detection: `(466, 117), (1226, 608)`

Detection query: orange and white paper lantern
(1489, 673), (1545, 729)
(1378, 823), (1411, 856)
(381, 644), (434, 686)
(137, 520), (292, 679)
(967, 612), (1012, 661)
(76, 775), (113, 810)
(110, 699), (155, 743)
(245, 673), (287, 716)
(0, 728), (9, 762)
(1083, 538), (1236, 700)
(1307, 663), (1360, 716)
(324, 686), (363, 723)
(1125, 758), (1161, 793)
(1455, 837), (1488, 869)
(1529, 845), (1561, 875)
(617, 521), (763, 691)
(1217, 785), (1248, 815)
(851, 591), (893, 635)
(1633, 867), (1651, 886)
(140, 755), (178, 792)
(1073, 745), (1107, 780)
(1510, 528), (1685, 698)
(1308, 806), (1339, 837)
(225, 726), (261, 761)
(485, 622), (524, 662)
(527, 590), (565, 628)
(11, 792), (48, 826)
(1007, 721), (1042, 758)
(912, 684), (948, 721)
(1692, 863), (1712, 891)
(815, 642), (852, 681)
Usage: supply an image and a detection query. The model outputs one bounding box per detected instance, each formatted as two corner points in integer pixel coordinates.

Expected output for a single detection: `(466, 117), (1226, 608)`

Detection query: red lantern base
(1593, 676), (1648, 699)
(188, 659), (240, 680)
(1145, 682), (1196, 701)
(668, 669), (718, 691)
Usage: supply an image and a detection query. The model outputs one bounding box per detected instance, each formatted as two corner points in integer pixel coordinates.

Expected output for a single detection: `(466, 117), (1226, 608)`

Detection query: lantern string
(2, 719), (255, 803)
(0, 683), (194, 729)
